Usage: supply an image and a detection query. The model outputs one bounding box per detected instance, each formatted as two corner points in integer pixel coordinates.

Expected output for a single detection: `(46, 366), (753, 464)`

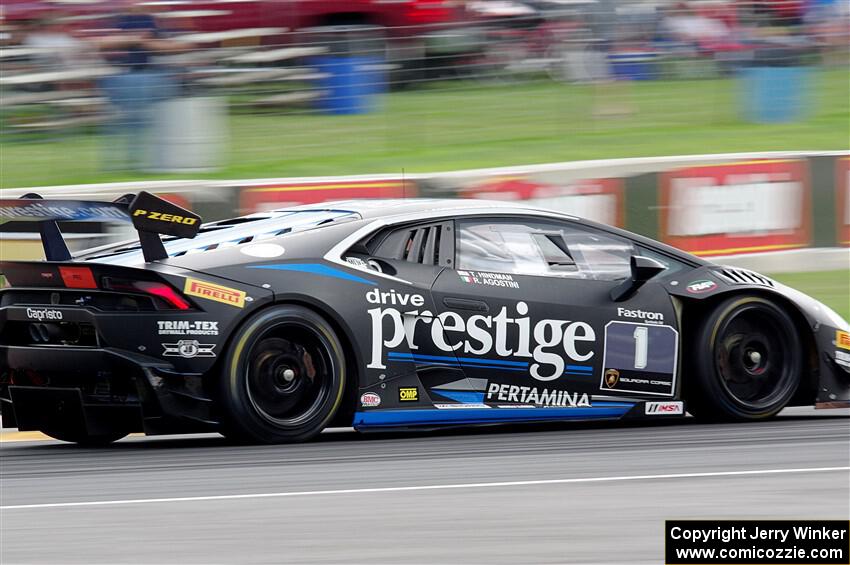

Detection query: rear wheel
(219, 305), (346, 444)
(687, 296), (802, 421)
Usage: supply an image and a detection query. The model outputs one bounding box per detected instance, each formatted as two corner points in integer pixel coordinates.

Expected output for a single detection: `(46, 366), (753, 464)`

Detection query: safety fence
(1, 151), (847, 263)
(1, 1), (848, 186)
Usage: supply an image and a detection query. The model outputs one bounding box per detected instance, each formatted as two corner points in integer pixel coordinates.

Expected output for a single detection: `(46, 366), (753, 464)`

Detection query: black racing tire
(42, 430), (128, 446)
(219, 305), (346, 444)
(686, 295), (803, 421)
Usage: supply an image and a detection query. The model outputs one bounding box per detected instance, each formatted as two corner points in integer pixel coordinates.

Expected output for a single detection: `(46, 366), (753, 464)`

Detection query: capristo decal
(184, 278), (246, 308)
(486, 383), (591, 407)
(835, 351), (850, 369)
(157, 320), (219, 336)
(686, 280), (717, 294)
(25, 308), (63, 321)
(366, 289), (596, 381)
(457, 270), (519, 289)
(162, 340), (216, 358)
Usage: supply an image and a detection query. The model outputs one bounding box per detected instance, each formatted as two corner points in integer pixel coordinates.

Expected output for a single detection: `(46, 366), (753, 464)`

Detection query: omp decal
(837, 331), (850, 350)
(131, 209), (198, 225)
(162, 340), (216, 358)
(184, 278), (246, 308)
(369, 295), (596, 381)
(249, 263), (376, 286)
(398, 387), (419, 402)
(354, 404), (634, 427)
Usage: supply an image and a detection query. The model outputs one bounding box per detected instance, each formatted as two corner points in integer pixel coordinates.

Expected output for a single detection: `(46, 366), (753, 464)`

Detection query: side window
(456, 219), (635, 281)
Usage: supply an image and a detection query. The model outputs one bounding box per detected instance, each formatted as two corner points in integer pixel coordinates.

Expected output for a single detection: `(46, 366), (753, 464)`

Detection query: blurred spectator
(92, 3), (182, 170)
(22, 12), (86, 72)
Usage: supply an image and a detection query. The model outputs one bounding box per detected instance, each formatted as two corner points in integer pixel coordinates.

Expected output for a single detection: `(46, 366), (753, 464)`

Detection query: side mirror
(610, 255), (667, 302)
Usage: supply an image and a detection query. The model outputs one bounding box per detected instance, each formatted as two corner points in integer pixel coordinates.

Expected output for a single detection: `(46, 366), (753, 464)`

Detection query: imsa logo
(398, 387), (419, 402)
(645, 401), (684, 415)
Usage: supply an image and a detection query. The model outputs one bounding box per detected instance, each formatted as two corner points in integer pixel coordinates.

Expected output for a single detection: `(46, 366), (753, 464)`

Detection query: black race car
(1, 193), (848, 444)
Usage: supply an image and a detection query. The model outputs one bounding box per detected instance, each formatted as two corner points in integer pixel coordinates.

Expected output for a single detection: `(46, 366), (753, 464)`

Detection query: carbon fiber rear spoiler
(0, 191), (201, 262)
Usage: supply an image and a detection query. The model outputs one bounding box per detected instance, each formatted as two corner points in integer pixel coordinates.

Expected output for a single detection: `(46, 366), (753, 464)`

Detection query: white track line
(3, 466), (848, 511)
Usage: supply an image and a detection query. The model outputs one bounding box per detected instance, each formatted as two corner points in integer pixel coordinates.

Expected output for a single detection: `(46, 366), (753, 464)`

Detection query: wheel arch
(211, 294), (363, 428)
(678, 288), (819, 406)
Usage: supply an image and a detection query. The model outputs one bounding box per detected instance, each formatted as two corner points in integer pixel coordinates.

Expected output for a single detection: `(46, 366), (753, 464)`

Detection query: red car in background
(1, 0), (486, 80)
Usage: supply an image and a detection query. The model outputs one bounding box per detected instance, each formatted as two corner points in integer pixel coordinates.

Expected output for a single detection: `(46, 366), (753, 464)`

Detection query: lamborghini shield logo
(604, 368), (620, 389)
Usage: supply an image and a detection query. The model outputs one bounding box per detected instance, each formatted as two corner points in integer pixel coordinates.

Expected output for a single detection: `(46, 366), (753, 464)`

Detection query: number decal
(600, 321), (679, 396)
(633, 326), (648, 369)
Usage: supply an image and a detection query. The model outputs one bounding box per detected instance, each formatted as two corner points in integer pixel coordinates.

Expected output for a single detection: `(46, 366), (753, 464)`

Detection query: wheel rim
(714, 304), (796, 410)
(244, 323), (334, 428)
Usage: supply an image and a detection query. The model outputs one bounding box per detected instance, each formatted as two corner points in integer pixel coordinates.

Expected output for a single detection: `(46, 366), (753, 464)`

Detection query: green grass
(1, 68), (847, 188)
(769, 270), (850, 322)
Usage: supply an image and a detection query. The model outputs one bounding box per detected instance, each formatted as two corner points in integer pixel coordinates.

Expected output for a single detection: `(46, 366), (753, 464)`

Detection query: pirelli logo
(184, 278), (246, 308)
(837, 330), (850, 350)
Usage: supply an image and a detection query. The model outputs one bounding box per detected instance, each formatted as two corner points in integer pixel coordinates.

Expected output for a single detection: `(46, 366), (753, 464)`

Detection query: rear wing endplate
(0, 191), (201, 262)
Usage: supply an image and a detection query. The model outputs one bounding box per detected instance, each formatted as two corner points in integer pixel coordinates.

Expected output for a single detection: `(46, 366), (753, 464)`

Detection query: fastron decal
(617, 307), (664, 323)
(366, 290), (595, 381)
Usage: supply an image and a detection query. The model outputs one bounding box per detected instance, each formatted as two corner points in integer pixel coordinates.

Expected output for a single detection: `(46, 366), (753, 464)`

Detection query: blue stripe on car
(248, 263), (377, 285)
(353, 404), (634, 428)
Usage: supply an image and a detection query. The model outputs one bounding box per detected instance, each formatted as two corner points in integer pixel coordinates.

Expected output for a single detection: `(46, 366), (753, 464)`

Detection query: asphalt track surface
(1, 407), (849, 564)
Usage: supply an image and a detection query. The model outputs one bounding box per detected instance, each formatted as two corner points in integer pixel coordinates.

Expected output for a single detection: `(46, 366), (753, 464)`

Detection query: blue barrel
(305, 25), (386, 115)
(741, 66), (808, 123)
(311, 55), (385, 115)
(740, 46), (811, 123)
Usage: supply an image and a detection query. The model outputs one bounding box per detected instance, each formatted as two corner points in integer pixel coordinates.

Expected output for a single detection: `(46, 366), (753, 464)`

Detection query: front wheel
(687, 296), (803, 421)
(219, 305), (346, 444)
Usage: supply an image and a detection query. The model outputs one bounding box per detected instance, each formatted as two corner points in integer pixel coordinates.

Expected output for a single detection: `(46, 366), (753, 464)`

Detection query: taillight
(102, 278), (192, 310)
(59, 266), (98, 289)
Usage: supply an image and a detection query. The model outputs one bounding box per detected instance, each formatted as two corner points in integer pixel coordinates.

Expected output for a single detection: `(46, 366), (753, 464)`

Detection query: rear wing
(0, 191), (201, 262)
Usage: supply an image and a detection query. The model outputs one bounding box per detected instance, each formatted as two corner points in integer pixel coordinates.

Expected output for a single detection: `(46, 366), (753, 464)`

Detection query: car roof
(283, 198), (566, 220)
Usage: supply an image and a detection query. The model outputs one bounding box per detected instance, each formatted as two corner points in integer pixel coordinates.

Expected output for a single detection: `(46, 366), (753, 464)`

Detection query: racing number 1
(633, 326), (648, 369)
